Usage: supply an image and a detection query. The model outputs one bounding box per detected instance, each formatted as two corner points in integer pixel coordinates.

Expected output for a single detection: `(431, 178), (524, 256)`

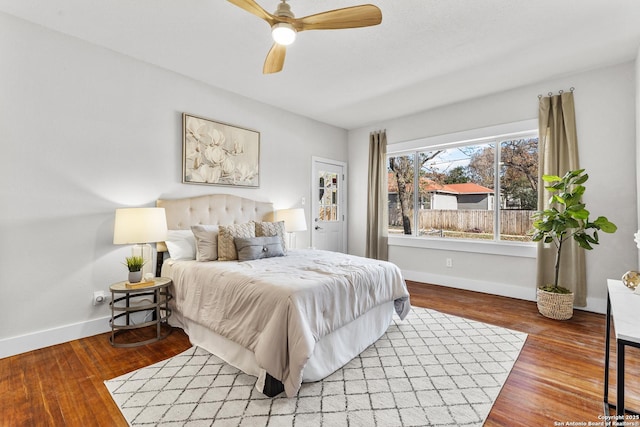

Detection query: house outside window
(388, 131), (538, 243)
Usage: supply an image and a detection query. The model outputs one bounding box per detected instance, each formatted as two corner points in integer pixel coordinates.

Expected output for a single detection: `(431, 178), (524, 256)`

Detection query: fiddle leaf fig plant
(531, 169), (617, 293)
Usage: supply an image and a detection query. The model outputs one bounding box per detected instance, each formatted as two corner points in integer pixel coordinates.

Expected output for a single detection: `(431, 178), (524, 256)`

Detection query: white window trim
(388, 235), (537, 258)
(387, 119), (538, 257)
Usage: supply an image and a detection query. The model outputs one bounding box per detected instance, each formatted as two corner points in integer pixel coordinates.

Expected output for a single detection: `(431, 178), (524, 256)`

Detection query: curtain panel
(366, 130), (389, 260)
(537, 92), (587, 306)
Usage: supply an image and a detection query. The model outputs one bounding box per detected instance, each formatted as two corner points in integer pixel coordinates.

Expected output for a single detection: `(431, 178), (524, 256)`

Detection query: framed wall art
(182, 113), (260, 188)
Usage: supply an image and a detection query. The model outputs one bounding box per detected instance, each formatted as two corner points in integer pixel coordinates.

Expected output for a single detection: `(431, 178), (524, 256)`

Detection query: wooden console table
(604, 279), (640, 416)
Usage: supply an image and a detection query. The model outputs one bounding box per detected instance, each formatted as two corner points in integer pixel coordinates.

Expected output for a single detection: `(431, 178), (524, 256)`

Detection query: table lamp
(276, 208), (307, 249)
(113, 207), (168, 279)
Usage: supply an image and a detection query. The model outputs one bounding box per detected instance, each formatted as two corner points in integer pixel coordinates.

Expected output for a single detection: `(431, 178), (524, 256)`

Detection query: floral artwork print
(183, 114), (259, 187)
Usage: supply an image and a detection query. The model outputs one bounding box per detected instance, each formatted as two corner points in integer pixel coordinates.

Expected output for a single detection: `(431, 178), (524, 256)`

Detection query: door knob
(315, 226), (323, 230)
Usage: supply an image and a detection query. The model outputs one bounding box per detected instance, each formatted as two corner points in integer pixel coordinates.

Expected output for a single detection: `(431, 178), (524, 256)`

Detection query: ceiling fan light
(271, 23), (296, 45)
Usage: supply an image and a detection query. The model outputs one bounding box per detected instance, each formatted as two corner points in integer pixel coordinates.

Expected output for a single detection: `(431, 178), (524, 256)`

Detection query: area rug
(105, 306), (527, 426)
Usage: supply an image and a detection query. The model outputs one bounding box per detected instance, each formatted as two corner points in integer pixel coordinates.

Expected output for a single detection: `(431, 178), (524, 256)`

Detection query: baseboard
(402, 269), (537, 301)
(0, 316), (111, 359)
(583, 295), (607, 315)
(402, 269), (607, 315)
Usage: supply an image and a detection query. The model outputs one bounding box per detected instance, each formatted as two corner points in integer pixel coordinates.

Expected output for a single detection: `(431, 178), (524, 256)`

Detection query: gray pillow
(254, 220), (287, 252)
(191, 225), (219, 261)
(234, 236), (285, 261)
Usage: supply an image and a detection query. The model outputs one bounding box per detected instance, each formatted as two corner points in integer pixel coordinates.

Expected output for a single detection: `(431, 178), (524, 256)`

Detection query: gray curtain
(366, 130), (389, 260)
(537, 91), (586, 306)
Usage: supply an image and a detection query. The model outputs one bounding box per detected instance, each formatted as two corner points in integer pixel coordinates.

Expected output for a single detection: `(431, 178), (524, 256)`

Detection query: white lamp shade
(277, 208), (307, 232)
(113, 207), (168, 244)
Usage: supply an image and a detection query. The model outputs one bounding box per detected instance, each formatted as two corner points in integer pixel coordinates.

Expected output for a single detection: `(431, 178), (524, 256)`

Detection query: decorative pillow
(164, 230), (196, 260)
(191, 225), (219, 261)
(217, 223), (256, 261)
(254, 220), (287, 252)
(235, 236), (285, 261)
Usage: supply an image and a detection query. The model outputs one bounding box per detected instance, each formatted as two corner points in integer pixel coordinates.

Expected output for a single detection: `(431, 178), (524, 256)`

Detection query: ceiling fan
(227, 0), (382, 74)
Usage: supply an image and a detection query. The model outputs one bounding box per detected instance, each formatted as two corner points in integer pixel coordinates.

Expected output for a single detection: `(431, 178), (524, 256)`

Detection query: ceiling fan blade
(263, 43), (287, 74)
(294, 5), (382, 31)
(227, 0), (276, 25)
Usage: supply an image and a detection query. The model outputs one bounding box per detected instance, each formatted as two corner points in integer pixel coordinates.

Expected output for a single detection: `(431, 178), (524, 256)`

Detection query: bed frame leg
(263, 373), (285, 397)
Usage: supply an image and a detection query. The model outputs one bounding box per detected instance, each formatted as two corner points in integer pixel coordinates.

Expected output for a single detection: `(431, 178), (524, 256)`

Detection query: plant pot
(128, 271), (142, 283)
(536, 288), (574, 320)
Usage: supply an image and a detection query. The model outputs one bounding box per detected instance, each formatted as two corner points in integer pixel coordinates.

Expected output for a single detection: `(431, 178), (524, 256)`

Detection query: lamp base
(286, 232), (297, 250)
(131, 243), (154, 278)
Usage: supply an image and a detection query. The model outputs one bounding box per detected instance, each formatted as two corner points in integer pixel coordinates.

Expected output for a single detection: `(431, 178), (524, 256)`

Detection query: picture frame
(182, 113), (260, 187)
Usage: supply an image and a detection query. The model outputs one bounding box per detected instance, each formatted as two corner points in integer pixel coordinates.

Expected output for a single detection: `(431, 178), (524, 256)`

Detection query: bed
(156, 193), (410, 397)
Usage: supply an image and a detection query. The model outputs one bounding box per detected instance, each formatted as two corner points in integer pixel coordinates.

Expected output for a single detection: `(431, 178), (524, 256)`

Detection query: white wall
(0, 13), (347, 357)
(348, 62), (638, 314)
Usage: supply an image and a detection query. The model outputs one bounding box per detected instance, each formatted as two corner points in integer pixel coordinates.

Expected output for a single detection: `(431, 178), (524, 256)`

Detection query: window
(388, 131), (538, 243)
(318, 170), (339, 221)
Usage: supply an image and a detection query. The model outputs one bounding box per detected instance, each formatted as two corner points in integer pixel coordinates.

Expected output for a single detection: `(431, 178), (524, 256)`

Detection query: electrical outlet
(93, 291), (107, 306)
(446, 258), (453, 268)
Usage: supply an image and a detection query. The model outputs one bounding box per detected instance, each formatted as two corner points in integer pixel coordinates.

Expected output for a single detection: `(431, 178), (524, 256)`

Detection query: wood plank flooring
(407, 281), (640, 426)
(1, 281), (637, 426)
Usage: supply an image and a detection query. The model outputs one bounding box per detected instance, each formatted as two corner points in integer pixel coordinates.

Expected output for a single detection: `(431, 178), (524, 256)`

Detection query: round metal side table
(109, 277), (173, 347)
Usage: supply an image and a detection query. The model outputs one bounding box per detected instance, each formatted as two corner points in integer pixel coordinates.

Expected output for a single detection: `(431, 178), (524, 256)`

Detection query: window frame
(387, 119), (538, 258)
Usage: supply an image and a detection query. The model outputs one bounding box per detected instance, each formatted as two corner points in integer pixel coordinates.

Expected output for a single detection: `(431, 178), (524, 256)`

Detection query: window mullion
(494, 141), (501, 242)
(413, 151), (419, 236)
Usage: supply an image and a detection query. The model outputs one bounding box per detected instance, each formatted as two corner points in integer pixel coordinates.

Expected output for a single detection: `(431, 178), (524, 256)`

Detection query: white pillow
(165, 230), (196, 260)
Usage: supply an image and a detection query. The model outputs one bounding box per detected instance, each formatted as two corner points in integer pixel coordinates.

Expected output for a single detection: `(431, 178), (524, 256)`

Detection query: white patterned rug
(105, 307), (526, 426)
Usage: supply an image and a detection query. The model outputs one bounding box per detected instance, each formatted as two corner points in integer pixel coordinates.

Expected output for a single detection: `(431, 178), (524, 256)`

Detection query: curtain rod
(538, 87), (575, 99)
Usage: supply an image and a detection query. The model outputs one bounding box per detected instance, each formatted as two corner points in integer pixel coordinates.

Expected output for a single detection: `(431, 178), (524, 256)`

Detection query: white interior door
(311, 157), (346, 252)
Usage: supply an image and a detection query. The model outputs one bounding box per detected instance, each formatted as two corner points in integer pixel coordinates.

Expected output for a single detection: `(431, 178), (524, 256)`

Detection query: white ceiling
(2, 0), (640, 129)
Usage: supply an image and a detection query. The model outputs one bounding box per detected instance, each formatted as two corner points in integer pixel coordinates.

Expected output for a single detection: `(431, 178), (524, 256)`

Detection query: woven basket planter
(536, 288), (574, 320)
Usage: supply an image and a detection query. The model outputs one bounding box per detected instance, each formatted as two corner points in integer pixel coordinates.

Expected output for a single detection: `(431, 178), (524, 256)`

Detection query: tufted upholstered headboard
(156, 193), (274, 254)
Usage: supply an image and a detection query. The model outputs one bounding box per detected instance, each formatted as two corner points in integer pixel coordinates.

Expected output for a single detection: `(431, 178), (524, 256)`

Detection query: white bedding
(163, 249), (410, 397)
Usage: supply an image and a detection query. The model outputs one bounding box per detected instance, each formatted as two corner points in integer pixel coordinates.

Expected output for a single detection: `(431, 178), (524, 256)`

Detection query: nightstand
(109, 277), (173, 347)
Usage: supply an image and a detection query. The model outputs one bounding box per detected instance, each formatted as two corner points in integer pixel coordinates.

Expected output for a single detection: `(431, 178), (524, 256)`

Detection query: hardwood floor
(1, 282), (637, 426)
(408, 281), (640, 426)
(0, 328), (192, 426)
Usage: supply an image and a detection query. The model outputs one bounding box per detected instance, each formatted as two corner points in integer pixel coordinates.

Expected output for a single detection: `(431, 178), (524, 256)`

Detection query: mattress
(162, 248), (410, 396)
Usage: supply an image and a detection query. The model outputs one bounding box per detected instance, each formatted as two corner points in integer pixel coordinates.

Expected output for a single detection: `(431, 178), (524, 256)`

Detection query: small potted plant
(531, 169), (617, 320)
(124, 256), (145, 283)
